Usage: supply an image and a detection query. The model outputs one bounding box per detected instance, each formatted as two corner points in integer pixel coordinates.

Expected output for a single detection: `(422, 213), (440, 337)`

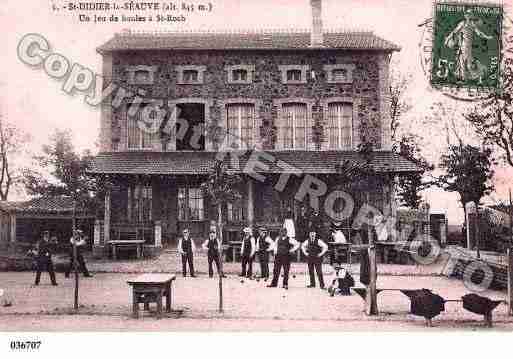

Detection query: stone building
(89, 0), (420, 256)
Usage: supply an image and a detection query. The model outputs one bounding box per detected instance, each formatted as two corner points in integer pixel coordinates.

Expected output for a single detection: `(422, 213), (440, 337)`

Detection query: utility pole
(508, 189), (513, 316)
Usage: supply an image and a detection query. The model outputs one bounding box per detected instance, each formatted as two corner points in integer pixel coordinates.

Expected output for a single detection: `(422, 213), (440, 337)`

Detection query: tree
(465, 59), (513, 167)
(389, 67), (432, 208)
(200, 159), (243, 313)
(22, 129), (99, 215)
(0, 115), (30, 200)
(437, 143), (496, 247)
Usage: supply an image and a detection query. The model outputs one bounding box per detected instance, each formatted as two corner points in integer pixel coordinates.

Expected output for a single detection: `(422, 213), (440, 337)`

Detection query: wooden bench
(127, 274), (176, 319)
(108, 240), (145, 260)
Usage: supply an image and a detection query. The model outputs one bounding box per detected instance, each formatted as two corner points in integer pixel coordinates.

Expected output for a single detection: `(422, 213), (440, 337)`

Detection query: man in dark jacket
(178, 228), (196, 277)
(301, 229), (328, 289)
(240, 227), (256, 278)
(65, 229), (92, 278)
(202, 230), (225, 278)
(267, 228), (299, 290)
(34, 231), (58, 286)
(256, 227), (273, 280)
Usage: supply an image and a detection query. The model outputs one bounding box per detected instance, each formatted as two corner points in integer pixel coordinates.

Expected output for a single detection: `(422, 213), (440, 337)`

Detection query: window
(282, 103), (309, 149)
(287, 70), (302, 82)
(178, 187), (205, 221)
(127, 65), (158, 85)
(226, 104), (255, 148)
(127, 108), (154, 149)
(128, 185), (152, 222)
(323, 64), (355, 84)
(327, 102), (353, 149)
(176, 65), (206, 84)
(227, 201), (245, 222)
(134, 70), (150, 83)
(183, 70), (199, 83)
(332, 68), (348, 82)
(232, 69), (247, 82)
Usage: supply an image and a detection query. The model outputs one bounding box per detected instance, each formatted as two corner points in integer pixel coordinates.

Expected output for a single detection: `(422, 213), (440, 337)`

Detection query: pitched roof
(88, 151), (421, 175)
(97, 30), (401, 53)
(0, 196), (79, 214)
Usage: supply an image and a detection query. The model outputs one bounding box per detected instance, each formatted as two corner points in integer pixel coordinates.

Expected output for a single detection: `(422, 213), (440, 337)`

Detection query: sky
(1, 0), (512, 224)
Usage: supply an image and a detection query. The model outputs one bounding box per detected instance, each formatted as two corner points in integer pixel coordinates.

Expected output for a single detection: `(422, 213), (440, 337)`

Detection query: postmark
(419, 1), (509, 101)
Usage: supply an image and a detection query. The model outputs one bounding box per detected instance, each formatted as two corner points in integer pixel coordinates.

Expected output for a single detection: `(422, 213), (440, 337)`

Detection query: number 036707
(10, 341), (41, 350)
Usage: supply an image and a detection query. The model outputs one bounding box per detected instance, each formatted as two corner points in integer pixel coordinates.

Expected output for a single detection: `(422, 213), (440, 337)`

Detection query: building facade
(89, 0), (420, 256)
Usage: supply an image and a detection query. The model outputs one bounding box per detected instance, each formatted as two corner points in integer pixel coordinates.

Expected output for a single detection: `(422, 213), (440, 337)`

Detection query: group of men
(32, 229), (93, 286)
(178, 225), (330, 290)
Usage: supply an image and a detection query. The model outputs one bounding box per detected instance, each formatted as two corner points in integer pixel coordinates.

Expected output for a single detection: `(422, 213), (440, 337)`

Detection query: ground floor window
(178, 187), (205, 221)
(227, 199), (245, 222)
(127, 185), (152, 222)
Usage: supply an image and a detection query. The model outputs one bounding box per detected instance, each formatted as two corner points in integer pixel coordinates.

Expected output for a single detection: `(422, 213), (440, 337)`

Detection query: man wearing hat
(34, 231), (58, 286)
(65, 229), (92, 278)
(240, 227), (256, 278)
(267, 227), (299, 290)
(177, 228), (196, 277)
(301, 228), (328, 289)
(202, 230), (224, 278)
(256, 226), (273, 280)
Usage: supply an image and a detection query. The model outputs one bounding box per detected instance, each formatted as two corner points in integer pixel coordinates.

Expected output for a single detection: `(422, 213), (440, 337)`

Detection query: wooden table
(127, 274), (176, 319)
(108, 240), (145, 260)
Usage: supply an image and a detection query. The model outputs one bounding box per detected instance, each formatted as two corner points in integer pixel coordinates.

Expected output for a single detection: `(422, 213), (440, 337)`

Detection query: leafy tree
(0, 115), (30, 200)
(437, 143), (495, 229)
(465, 59), (513, 167)
(22, 129), (99, 216)
(200, 159), (243, 312)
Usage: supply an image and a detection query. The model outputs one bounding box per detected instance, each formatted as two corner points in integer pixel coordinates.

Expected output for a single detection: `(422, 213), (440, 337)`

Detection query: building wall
(100, 49), (390, 152)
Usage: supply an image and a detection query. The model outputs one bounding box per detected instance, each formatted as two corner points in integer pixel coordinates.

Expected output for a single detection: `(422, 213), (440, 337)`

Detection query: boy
(328, 266), (355, 296)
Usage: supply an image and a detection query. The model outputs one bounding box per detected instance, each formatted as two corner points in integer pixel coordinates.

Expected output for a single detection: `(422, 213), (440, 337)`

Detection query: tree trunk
(217, 204), (223, 313)
(365, 192), (378, 315)
(72, 201), (79, 311)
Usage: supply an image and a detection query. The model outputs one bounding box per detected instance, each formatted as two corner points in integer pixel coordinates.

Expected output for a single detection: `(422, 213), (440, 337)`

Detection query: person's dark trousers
(181, 253), (195, 276)
(208, 253), (222, 277)
(35, 258), (57, 285)
(65, 252), (91, 277)
(241, 255), (253, 277)
(258, 252), (269, 279)
(307, 259), (325, 287)
(270, 255), (291, 287)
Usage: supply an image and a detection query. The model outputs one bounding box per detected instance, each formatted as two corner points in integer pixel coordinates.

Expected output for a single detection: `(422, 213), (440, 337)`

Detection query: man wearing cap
(177, 228), (196, 277)
(34, 231), (58, 286)
(267, 227), (299, 290)
(202, 230), (224, 278)
(302, 228), (328, 289)
(240, 227), (256, 278)
(256, 227), (273, 280)
(65, 229), (92, 278)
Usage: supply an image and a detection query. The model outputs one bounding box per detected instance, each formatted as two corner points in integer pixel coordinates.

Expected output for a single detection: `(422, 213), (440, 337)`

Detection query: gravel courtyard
(0, 270), (512, 331)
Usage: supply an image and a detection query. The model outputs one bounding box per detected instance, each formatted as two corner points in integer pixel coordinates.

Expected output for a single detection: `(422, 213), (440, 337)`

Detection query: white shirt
(283, 218), (296, 238)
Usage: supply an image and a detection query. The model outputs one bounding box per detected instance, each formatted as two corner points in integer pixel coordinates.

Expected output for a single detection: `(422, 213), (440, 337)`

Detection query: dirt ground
(0, 271), (511, 331)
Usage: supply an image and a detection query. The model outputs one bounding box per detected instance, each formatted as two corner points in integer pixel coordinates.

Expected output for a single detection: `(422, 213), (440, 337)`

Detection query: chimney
(310, 0), (323, 47)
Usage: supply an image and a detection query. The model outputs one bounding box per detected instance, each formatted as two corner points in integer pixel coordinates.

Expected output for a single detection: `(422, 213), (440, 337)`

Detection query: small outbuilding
(0, 196), (94, 253)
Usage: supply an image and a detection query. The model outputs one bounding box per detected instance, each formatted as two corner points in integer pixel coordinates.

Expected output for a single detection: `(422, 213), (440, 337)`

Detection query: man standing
(65, 229), (92, 278)
(178, 228), (196, 277)
(267, 228), (299, 290)
(34, 231), (58, 286)
(240, 227), (256, 279)
(256, 227), (273, 280)
(302, 229), (328, 289)
(202, 230), (224, 278)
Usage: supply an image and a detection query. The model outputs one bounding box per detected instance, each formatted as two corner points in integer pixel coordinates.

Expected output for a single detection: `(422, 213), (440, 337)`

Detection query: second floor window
(327, 102), (353, 149)
(128, 109), (154, 149)
(332, 69), (348, 82)
(232, 69), (248, 82)
(183, 70), (199, 83)
(226, 103), (255, 149)
(282, 103), (309, 149)
(287, 69), (302, 82)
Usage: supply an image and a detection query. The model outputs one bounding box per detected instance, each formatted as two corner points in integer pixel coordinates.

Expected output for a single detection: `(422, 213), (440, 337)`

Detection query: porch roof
(88, 150), (422, 175)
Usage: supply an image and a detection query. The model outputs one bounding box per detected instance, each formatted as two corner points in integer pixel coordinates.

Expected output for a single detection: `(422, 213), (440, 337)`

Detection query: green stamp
(431, 2), (502, 89)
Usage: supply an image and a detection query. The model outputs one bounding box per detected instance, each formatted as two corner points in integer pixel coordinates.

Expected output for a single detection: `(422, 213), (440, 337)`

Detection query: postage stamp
(430, 1), (503, 91)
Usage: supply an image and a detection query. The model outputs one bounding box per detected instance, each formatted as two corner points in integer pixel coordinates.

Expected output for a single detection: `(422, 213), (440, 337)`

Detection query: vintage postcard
(1, 0), (513, 356)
